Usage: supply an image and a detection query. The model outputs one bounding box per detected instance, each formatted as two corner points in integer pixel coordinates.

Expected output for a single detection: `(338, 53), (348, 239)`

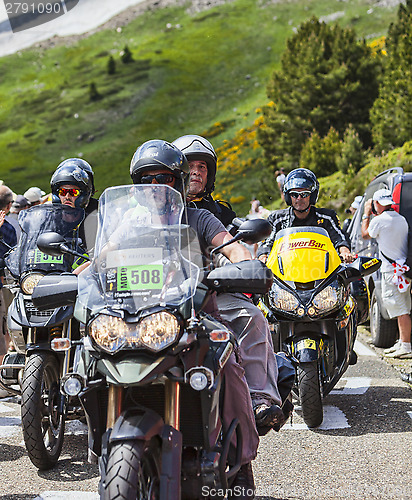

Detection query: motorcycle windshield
(77, 185), (201, 316)
(5, 205), (84, 276)
(266, 226), (341, 283)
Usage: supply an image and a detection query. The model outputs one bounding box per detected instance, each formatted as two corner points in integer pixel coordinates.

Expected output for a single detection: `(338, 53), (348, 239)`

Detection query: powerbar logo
(278, 239), (326, 253)
(4, 0), (79, 33)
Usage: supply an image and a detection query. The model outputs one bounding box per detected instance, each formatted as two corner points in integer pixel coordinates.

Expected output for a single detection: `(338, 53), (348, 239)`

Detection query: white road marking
(330, 377), (371, 395)
(283, 405), (350, 430)
(35, 493), (99, 500)
(0, 416), (21, 437)
(354, 339), (377, 356)
(407, 411), (412, 421)
(0, 402), (13, 413)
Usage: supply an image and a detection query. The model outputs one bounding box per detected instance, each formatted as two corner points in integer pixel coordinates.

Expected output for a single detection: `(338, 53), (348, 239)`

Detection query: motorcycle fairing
(5, 204), (84, 277)
(76, 185), (202, 319)
(267, 226), (341, 283)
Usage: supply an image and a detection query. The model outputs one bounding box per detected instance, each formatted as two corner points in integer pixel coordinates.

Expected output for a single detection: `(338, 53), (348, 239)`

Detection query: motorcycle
(0, 204), (86, 470)
(32, 184), (276, 499)
(258, 226), (380, 428)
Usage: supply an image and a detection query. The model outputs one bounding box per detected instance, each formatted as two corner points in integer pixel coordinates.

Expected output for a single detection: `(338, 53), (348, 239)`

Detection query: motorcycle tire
(370, 290), (398, 348)
(103, 439), (161, 499)
(21, 352), (65, 470)
(297, 361), (323, 429)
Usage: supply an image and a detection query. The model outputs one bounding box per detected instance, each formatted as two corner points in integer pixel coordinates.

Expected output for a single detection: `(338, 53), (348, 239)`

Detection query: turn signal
(51, 338), (71, 351)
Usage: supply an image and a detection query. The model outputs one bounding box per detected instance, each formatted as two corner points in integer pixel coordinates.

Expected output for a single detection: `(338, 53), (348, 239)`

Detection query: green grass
(0, 0), (401, 201)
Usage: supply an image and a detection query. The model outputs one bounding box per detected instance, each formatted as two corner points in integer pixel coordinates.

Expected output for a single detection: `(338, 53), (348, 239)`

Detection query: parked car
(346, 167), (412, 348)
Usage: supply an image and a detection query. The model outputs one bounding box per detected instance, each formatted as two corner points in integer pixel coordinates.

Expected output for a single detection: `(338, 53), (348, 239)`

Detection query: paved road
(0, 333), (411, 499)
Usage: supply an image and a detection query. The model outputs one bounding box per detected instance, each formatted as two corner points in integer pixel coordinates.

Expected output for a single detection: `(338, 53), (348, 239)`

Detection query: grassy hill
(0, 0), (402, 213)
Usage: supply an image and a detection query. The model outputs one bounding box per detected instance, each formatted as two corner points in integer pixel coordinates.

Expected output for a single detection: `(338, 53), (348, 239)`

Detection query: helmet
(51, 163), (93, 208)
(283, 168), (319, 206)
(172, 135), (217, 194)
(130, 139), (190, 196)
(56, 158), (95, 195)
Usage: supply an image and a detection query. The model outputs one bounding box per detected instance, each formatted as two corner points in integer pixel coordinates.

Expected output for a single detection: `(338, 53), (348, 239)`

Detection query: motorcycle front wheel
(297, 361), (323, 429)
(103, 440), (161, 499)
(21, 352), (65, 470)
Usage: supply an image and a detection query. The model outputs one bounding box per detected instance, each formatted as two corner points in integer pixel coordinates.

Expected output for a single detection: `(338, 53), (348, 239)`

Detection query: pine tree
(121, 45), (134, 64)
(107, 56), (116, 75)
(258, 17), (380, 175)
(370, 0), (412, 152)
(300, 127), (341, 177)
(89, 82), (102, 101)
(337, 124), (365, 174)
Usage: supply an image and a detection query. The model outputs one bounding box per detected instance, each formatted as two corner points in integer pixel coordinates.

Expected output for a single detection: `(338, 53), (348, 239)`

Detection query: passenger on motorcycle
(129, 139), (259, 498)
(257, 168), (355, 264)
(173, 135), (287, 436)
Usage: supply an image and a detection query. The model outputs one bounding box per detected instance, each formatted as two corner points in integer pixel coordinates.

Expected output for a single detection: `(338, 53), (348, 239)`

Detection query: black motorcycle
(1, 204), (85, 469)
(32, 184), (277, 499)
(258, 226), (380, 428)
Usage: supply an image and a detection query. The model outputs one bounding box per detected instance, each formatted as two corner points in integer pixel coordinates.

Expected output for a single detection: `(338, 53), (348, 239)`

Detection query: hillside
(0, 0), (403, 213)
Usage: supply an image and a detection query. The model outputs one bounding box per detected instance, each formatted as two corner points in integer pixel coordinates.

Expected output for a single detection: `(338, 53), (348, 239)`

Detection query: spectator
(276, 168), (286, 201)
(361, 188), (412, 358)
(7, 194), (29, 240)
(348, 195), (363, 215)
(24, 186), (46, 206)
(0, 185), (17, 392)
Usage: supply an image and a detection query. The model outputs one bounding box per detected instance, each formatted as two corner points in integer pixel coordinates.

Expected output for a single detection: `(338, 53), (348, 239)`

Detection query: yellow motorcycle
(259, 226), (380, 428)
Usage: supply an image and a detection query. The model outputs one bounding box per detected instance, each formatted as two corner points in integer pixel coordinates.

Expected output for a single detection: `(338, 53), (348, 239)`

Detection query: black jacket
(187, 195), (236, 228)
(257, 206), (350, 257)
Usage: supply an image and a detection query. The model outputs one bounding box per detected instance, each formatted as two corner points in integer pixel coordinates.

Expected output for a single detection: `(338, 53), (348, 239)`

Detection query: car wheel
(370, 290), (398, 348)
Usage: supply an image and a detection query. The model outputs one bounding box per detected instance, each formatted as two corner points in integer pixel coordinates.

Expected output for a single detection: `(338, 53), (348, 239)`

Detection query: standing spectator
(7, 194), (29, 240)
(0, 185), (17, 394)
(23, 186), (46, 206)
(276, 168), (286, 201)
(361, 189), (412, 358)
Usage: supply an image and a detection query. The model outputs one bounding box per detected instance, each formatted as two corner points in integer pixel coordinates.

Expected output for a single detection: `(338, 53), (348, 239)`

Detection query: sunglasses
(140, 173), (176, 185)
(289, 190), (312, 199)
(58, 188), (81, 197)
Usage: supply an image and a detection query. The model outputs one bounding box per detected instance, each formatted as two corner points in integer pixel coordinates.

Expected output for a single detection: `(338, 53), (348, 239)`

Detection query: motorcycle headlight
(89, 311), (180, 353)
(89, 315), (129, 353)
(21, 273), (44, 295)
(311, 284), (343, 315)
(269, 284), (300, 313)
(139, 311), (180, 351)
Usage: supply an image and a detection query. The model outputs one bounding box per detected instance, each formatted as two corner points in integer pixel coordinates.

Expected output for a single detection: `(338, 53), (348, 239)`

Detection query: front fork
(106, 379), (182, 500)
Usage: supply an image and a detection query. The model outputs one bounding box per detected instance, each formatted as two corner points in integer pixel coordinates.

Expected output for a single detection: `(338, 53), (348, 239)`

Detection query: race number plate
(117, 265), (163, 291)
(33, 249), (64, 264)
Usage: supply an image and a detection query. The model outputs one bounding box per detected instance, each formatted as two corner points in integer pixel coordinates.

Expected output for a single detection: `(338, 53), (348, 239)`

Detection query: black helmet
(130, 139), (190, 195)
(51, 163), (93, 208)
(172, 135), (217, 195)
(283, 168), (319, 206)
(56, 158), (95, 195)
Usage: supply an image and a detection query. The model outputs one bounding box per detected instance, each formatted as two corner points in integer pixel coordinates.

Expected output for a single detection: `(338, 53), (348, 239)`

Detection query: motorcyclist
(50, 161), (93, 269)
(257, 168), (355, 263)
(173, 134), (237, 227)
(172, 135), (287, 436)
(53, 158), (98, 255)
(129, 139), (259, 498)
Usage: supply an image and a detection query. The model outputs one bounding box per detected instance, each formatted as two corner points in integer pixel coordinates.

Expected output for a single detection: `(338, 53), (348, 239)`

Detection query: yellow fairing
(266, 227), (341, 283)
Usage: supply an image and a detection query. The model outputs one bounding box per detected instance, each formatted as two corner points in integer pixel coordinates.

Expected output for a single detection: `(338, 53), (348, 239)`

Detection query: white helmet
(172, 135), (217, 194)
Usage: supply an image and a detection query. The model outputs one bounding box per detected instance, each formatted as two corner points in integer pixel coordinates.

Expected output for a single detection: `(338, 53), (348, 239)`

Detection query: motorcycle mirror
(236, 218), (272, 244)
(37, 232), (90, 261)
(37, 232), (68, 256)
